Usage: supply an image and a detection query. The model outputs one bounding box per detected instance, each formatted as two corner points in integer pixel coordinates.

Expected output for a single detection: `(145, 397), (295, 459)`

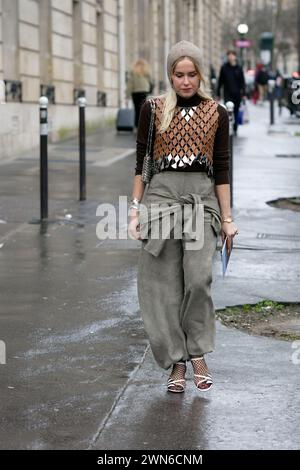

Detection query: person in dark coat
(255, 63), (269, 103)
(217, 50), (246, 135)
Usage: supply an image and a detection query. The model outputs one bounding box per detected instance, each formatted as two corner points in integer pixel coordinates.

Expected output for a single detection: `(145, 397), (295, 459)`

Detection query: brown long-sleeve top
(135, 92), (230, 185)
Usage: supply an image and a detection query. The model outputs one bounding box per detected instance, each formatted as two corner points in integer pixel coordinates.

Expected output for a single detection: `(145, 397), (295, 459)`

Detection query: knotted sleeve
(213, 104), (230, 185)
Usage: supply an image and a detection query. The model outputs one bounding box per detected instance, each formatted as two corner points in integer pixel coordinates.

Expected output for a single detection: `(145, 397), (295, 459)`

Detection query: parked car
(280, 74), (300, 117)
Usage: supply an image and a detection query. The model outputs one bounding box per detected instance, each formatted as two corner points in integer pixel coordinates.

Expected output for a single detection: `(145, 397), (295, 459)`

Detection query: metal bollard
(225, 101), (234, 208)
(78, 97), (87, 201)
(268, 79), (276, 125)
(39, 96), (49, 220)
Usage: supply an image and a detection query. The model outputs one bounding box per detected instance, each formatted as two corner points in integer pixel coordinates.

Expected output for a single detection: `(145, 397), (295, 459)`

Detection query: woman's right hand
(128, 208), (142, 240)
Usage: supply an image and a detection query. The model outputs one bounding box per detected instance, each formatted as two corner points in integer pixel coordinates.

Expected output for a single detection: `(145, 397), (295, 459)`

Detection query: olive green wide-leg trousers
(137, 172), (220, 370)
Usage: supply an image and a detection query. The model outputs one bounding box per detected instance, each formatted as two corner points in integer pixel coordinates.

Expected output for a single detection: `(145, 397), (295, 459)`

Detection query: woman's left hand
(221, 221), (239, 243)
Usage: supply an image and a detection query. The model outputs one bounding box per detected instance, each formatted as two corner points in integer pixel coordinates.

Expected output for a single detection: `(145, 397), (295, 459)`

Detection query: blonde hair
(149, 56), (212, 134)
(132, 58), (150, 77)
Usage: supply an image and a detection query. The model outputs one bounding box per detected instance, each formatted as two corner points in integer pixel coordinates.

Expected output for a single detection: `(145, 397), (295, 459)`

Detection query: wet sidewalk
(0, 103), (300, 450)
(214, 101), (300, 307)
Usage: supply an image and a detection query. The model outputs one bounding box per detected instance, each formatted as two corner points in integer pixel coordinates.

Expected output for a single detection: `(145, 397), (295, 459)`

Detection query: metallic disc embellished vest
(152, 97), (219, 177)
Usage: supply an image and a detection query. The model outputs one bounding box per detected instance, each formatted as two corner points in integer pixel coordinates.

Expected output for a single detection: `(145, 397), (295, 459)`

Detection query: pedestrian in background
(209, 63), (217, 98)
(129, 40), (238, 393)
(217, 50), (246, 136)
(274, 69), (283, 102)
(126, 58), (153, 130)
(255, 63), (269, 104)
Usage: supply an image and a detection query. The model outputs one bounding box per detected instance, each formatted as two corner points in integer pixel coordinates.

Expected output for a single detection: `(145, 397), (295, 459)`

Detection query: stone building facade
(0, 0), (222, 159)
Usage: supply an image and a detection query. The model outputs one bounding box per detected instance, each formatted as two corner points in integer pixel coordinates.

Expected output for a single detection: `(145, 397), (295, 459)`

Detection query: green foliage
(216, 299), (285, 315)
(58, 127), (72, 140)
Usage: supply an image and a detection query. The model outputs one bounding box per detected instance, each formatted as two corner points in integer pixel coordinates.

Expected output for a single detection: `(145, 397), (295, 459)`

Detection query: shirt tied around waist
(138, 190), (221, 257)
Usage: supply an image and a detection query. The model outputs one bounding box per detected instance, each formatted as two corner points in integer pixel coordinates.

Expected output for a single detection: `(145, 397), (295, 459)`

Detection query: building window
(74, 88), (85, 104)
(40, 84), (55, 104)
(4, 80), (22, 102)
(97, 90), (106, 107)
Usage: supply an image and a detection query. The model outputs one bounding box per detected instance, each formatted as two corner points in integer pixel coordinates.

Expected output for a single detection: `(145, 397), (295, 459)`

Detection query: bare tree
(221, 0), (297, 70)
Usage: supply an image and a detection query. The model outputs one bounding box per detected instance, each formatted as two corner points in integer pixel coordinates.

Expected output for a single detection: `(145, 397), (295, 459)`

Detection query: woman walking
(126, 58), (153, 130)
(129, 41), (238, 393)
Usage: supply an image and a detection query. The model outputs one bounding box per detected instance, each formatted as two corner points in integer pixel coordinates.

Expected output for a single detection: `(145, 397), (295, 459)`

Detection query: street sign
(260, 50), (271, 65)
(235, 39), (252, 48)
(259, 32), (273, 50)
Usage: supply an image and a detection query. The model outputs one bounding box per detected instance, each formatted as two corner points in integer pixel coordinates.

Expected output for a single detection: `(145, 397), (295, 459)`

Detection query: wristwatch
(221, 217), (233, 223)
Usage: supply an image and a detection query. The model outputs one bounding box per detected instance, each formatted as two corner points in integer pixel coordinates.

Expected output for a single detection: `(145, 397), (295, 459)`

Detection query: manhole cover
(267, 197), (300, 212)
(257, 233), (300, 241)
(276, 154), (300, 158)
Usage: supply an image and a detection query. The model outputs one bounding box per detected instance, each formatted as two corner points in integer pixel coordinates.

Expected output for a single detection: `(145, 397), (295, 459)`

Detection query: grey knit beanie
(167, 40), (202, 84)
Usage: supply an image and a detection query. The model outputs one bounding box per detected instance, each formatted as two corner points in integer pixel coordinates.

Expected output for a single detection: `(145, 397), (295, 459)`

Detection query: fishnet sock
(167, 362), (186, 392)
(191, 356), (212, 390)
